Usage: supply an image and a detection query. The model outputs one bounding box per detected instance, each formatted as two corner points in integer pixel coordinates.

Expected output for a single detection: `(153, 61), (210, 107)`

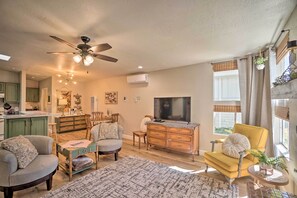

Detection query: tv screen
(154, 97), (191, 122)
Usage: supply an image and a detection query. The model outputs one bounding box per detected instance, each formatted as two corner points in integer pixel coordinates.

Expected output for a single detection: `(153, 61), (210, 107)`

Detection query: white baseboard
(122, 134), (133, 140)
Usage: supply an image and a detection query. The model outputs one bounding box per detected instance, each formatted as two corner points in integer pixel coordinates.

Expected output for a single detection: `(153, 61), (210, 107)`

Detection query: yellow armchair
(204, 124), (268, 185)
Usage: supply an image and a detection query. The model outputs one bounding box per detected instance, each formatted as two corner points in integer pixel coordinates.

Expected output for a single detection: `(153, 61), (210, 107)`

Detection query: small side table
(56, 141), (98, 181)
(248, 165), (289, 189)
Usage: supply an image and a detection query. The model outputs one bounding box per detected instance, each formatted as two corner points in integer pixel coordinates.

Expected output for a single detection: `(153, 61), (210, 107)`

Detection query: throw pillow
(1, 135), (38, 168)
(99, 123), (119, 140)
(222, 133), (251, 159)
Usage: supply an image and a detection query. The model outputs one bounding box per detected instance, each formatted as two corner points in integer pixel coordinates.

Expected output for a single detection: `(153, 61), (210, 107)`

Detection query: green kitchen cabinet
(4, 116), (48, 139)
(26, 88), (39, 102)
(5, 83), (19, 103)
(0, 82), (5, 93)
(4, 118), (31, 138)
(30, 117), (48, 136)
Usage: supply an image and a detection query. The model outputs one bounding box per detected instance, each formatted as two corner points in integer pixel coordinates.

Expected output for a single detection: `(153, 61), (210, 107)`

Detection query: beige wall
(84, 62), (227, 152)
(51, 76), (87, 115)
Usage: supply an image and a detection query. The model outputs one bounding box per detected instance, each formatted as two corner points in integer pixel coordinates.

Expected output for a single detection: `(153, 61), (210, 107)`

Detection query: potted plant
(249, 150), (287, 175)
(254, 55), (268, 70)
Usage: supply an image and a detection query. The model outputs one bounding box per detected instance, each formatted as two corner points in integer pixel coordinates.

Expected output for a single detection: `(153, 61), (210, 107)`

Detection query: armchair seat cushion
(96, 139), (122, 152)
(204, 151), (254, 172)
(9, 155), (58, 186)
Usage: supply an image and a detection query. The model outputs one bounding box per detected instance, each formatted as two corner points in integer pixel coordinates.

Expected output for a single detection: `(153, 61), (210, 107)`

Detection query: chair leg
(4, 187), (13, 198)
(46, 176), (53, 190)
(115, 152), (118, 161)
(144, 135), (146, 144)
(138, 136), (141, 149)
(225, 176), (235, 188)
(205, 165), (208, 173)
(133, 134), (135, 146)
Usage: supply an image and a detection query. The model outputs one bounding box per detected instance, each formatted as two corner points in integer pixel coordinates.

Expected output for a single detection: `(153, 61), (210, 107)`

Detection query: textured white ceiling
(0, 0), (296, 81)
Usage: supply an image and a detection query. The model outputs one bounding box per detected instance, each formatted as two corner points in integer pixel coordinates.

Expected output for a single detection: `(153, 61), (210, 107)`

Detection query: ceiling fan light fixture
(73, 54), (82, 63)
(85, 55), (94, 63)
(83, 58), (92, 66)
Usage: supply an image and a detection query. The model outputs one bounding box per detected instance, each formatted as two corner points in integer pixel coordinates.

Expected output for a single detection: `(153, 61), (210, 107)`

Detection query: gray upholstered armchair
(91, 123), (123, 161)
(0, 135), (58, 198)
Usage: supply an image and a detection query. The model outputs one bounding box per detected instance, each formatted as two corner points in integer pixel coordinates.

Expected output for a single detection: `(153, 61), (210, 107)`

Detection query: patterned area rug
(43, 156), (238, 198)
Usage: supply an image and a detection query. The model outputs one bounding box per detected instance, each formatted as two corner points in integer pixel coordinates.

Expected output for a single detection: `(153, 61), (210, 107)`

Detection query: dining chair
(85, 114), (92, 140)
(111, 113), (119, 123)
(92, 112), (104, 125)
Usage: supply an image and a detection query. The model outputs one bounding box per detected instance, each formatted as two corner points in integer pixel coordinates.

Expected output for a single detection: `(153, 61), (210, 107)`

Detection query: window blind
(212, 60), (237, 72)
(275, 106), (289, 121)
(214, 105), (241, 112)
(276, 33), (289, 64)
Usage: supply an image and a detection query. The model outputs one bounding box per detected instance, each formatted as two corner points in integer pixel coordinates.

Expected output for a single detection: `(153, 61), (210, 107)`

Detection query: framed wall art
(105, 91), (118, 104)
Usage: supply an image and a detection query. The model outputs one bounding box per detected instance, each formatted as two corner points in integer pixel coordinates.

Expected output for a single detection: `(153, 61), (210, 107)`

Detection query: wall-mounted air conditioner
(127, 74), (149, 84)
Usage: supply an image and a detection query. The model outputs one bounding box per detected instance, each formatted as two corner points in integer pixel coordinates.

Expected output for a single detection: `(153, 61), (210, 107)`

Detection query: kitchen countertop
(3, 111), (50, 119)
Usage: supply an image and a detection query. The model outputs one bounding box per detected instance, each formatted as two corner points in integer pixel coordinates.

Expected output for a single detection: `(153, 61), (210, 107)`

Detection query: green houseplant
(249, 150), (287, 173)
(254, 55), (268, 70)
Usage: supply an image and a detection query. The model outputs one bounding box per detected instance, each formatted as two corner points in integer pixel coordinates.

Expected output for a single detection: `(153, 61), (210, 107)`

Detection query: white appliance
(127, 74), (149, 84)
(0, 118), (4, 140)
(0, 93), (4, 98)
(91, 96), (98, 112)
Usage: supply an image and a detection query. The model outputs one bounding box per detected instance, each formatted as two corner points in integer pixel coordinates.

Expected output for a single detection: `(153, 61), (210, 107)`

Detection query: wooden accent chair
(92, 112), (104, 125)
(204, 124), (268, 186)
(85, 114), (92, 140)
(111, 113), (119, 123)
(132, 115), (153, 149)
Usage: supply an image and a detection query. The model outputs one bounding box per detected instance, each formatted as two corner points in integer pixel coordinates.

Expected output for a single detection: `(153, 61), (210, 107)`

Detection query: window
(272, 99), (289, 149)
(271, 52), (290, 150)
(212, 61), (242, 135)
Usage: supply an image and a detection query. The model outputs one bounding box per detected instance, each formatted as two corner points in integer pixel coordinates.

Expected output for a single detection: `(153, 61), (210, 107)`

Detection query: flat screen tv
(154, 97), (191, 122)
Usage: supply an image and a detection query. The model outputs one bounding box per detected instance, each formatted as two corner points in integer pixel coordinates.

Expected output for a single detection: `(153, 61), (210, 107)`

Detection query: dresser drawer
(148, 131), (166, 139)
(60, 117), (74, 122)
(74, 124), (86, 129)
(167, 133), (191, 142)
(75, 120), (86, 125)
(60, 126), (74, 132)
(74, 116), (85, 121)
(167, 141), (191, 152)
(149, 138), (166, 147)
(167, 127), (192, 135)
(148, 124), (166, 131)
(60, 121), (74, 127)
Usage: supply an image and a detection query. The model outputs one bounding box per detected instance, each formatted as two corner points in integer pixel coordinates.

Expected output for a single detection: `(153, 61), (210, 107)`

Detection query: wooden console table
(55, 115), (86, 133)
(147, 122), (200, 161)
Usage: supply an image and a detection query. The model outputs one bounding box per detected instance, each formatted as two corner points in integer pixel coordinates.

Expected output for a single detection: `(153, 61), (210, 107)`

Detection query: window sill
(275, 144), (290, 161)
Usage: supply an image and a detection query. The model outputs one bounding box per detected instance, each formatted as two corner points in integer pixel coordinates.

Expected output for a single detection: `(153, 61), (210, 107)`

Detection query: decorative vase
(259, 163), (273, 175)
(256, 64), (265, 70)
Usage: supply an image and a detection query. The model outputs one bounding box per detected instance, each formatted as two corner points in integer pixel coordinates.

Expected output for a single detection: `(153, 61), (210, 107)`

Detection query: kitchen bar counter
(4, 111), (49, 139)
(3, 111), (50, 119)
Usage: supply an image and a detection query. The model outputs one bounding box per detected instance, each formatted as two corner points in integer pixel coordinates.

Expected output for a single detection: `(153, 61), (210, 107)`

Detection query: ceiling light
(138, 66), (143, 69)
(57, 72), (77, 85)
(0, 54), (11, 61)
(83, 58), (92, 66)
(73, 54), (82, 63)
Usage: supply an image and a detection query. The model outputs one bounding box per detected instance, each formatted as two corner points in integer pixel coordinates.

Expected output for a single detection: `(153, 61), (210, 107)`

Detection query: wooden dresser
(55, 115), (86, 133)
(147, 122), (200, 161)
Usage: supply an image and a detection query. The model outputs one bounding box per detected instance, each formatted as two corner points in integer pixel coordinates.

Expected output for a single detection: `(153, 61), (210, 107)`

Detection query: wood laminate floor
(0, 130), (252, 198)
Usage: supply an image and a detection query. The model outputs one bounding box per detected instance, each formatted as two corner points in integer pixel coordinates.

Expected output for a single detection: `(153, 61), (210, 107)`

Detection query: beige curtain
(237, 52), (273, 155)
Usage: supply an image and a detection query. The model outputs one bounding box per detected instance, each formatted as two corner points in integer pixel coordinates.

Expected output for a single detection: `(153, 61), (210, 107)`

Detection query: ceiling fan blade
(49, 36), (78, 50)
(47, 52), (77, 54)
(90, 43), (112, 52)
(93, 54), (118, 62)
